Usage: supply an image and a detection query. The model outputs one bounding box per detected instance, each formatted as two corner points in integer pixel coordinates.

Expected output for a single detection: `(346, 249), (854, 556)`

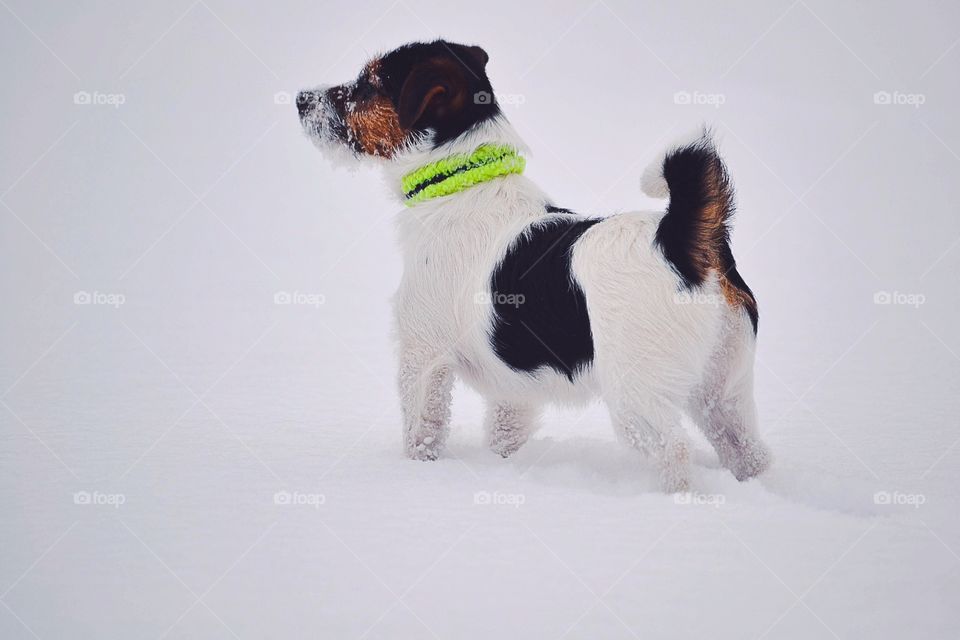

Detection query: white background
(1, 1), (959, 638)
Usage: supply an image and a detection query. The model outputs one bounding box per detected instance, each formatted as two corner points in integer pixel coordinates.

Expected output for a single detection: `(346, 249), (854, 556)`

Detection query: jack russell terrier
(296, 39), (771, 491)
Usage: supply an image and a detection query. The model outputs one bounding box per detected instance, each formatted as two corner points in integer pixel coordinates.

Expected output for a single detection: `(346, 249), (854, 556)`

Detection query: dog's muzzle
(296, 90), (318, 118)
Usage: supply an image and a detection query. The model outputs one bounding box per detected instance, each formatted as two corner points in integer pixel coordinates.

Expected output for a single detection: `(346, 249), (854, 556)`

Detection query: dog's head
(297, 40), (499, 160)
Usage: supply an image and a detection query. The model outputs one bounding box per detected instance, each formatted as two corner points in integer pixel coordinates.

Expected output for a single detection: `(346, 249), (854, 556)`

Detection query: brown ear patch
(345, 95), (406, 157)
(401, 84), (446, 130)
(397, 57), (469, 130)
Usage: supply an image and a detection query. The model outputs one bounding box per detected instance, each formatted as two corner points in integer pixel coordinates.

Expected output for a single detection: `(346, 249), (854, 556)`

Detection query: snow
(2, 1), (959, 638)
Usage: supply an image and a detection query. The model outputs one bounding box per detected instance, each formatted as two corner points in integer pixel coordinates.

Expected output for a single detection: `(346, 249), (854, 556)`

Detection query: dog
(296, 40), (771, 491)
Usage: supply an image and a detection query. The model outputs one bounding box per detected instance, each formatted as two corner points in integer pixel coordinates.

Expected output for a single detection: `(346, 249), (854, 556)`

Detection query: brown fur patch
(698, 157), (758, 325)
(701, 161), (754, 317)
(346, 95), (406, 157)
(719, 272), (756, 317)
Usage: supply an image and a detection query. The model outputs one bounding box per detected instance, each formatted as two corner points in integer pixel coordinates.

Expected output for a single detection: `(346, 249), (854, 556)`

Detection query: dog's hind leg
(486, 402), (540, 458)
(605, 386), (692, 492)
(398, 347), (454, 461)
(689, 312), (771, 481)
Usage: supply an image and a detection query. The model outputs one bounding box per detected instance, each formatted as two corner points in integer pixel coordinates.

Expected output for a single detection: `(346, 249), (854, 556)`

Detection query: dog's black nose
(296, 91), (313, 117)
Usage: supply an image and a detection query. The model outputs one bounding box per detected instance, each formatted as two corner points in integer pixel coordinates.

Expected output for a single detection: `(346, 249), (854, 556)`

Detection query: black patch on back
(490, 216), (600, 381)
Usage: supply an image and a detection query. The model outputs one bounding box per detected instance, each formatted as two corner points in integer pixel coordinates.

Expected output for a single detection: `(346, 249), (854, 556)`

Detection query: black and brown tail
(643, 132), (758, 332)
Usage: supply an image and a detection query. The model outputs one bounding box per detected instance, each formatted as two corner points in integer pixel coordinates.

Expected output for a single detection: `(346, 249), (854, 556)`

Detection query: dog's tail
(642, 129), (758, 332)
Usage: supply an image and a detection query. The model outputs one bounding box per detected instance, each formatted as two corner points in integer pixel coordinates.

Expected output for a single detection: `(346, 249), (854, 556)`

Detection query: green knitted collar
(400, 144), (525, 206)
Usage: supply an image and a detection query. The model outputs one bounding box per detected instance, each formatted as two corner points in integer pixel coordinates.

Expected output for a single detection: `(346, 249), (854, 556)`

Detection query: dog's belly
(453, 345), (599, 406)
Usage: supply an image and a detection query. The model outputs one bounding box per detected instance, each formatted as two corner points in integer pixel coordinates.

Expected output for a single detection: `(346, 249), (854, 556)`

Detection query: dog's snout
(296, 90), (314, 116)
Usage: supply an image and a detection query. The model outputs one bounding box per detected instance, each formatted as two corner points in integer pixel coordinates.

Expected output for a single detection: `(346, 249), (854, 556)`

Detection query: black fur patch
(489, 216), (600, 381)
(379, 40), (501, 148)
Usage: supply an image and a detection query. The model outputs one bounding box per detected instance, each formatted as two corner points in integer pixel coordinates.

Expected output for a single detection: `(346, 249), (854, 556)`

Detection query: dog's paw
(732, 440), (772, 481)
(659, 468), (691, 493)
(658, 439), (692, 493)
(488, 429), (527, 459)
(406, 435), (442, 461)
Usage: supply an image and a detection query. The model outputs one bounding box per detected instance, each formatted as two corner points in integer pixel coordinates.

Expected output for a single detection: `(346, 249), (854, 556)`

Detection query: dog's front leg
(486, 402), (540, 458)
(398, 347), (454, 461)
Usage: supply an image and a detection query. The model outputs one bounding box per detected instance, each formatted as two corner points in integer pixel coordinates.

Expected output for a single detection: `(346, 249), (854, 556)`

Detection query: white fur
(640, 126), (718, 199)
(640, 161), (669, 199)
(311, 113), (769, 491)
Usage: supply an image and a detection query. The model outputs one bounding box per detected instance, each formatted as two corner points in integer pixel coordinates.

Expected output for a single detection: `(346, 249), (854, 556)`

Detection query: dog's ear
(464, 45), (489, 68)
(397, 56), (471, 130)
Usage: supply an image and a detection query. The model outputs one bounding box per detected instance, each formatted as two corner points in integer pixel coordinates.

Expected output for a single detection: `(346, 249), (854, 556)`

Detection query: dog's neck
(384, 116), (531, 206)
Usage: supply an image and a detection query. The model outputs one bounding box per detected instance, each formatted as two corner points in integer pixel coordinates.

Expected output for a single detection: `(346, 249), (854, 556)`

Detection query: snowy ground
(2, 1), (960, 638)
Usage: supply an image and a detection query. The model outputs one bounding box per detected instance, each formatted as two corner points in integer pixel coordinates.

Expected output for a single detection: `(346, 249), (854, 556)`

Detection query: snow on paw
(732, 440), (772, 481)
(659, 466), (691, 493)
(658, 439), (692, 493)
(489, 428), (527, 459)
(407, 435), (441, 461)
